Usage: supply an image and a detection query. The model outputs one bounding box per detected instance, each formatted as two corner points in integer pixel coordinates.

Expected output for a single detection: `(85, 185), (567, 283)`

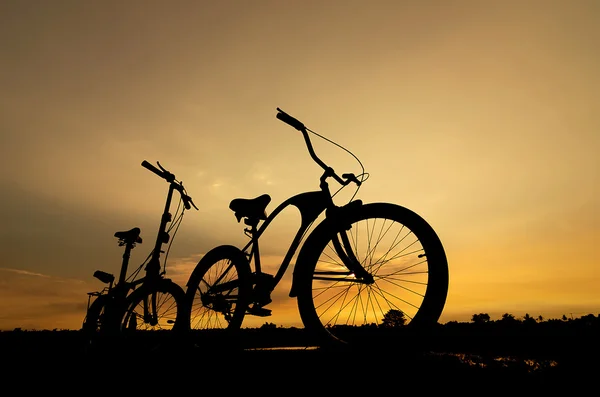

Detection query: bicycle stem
(140, 160), (197, 277)
(145, 182), (178, 277)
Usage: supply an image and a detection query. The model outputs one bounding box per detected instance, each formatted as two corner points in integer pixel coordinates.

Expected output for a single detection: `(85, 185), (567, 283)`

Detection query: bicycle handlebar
(276, 108), (305, 131)
(141, 160), (175, 182)
(276, 108), (361, 187)
(141, 160), (198, 210)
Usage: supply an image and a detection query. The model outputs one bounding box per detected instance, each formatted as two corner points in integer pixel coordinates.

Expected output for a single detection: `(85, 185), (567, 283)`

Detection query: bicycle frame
(239, 174), (368, 304)
(92, 181), (178, 290)
(241, 190), (329, 287)
(242, 195), (370, 295)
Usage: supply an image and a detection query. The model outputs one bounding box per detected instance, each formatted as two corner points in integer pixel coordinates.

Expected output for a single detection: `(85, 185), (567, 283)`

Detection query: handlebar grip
(276, 109), (305, 131)
(141, 160), (165, 178)
(342, 173), (362, 186)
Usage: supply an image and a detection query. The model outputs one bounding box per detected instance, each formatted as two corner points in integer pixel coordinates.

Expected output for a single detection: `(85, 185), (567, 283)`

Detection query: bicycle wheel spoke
(122, 280), (185, 334)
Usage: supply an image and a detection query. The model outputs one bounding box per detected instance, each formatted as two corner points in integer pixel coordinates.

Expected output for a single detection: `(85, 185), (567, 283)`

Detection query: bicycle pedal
(247, 306), (272, 317)
(256, 297), (272, 306)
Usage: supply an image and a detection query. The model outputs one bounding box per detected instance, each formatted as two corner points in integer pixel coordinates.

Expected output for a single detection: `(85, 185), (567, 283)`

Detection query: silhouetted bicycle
(82, 160), (197, 351)
(185, 108), (449, 349)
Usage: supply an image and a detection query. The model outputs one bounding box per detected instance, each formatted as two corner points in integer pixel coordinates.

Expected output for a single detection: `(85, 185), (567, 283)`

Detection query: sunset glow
(1, 0), (598, 331)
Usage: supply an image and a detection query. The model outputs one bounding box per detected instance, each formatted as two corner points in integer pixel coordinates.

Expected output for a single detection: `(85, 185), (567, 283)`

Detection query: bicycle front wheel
(122, 279), (187, 331)
(296, 202), (449, 348)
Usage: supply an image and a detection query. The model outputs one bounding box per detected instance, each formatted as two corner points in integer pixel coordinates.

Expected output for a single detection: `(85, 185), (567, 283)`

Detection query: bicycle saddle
(114, 227), (143, 243)
(229, 194), (271, 222)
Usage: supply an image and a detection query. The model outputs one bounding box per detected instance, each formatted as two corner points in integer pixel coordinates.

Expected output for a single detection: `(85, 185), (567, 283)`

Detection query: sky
(1, 0), (598, 331)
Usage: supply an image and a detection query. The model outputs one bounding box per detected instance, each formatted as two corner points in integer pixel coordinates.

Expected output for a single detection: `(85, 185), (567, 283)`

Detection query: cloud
(0, 268), (93, 330)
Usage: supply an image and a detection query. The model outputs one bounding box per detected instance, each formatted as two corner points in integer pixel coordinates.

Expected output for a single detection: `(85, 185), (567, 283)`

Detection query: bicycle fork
(125, 289), (160, 330)
(141, 292), (158, 326)
(331, 230), (374, 284)
(296, 226), (374, 296)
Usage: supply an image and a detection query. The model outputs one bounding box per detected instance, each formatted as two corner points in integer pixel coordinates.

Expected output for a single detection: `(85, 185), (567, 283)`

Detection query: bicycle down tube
(240, 190), (330, 294)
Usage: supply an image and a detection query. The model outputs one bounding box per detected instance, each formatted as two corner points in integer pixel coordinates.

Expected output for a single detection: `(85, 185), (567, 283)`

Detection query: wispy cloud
(0, 267), (51, 278)
(0, 268), (93, 330)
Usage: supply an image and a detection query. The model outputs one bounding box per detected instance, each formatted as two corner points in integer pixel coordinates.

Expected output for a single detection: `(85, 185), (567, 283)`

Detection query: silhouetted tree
(472, 313), (491, 324)
(499, 313), (519, 324)
(523, 313), (536, 325)
(579, 314), (597, 326)
(381, 309), (406, 327)
(260, 322), (276, 329)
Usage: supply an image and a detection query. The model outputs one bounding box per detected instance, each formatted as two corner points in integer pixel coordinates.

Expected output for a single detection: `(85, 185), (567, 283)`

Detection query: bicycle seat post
(118, 240), (135, 286)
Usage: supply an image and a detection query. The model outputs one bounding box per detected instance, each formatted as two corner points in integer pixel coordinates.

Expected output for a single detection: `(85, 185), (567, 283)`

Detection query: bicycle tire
(295, 202), (449, 349)
(82, 294), (110, 343)
(185, 245), (252, 341)
(81, 293), (127, 353)
(121, 279), (187, 331)
(120, 279), (188, 351)
(83, 295), (106, 333)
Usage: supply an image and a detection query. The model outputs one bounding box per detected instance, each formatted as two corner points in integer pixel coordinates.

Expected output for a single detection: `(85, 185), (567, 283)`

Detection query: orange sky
(1, 0), (598, 330)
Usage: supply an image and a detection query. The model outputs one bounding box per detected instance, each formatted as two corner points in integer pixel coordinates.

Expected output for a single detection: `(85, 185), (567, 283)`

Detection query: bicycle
(82, 160), (197, 352)
(185, 108), (449, 349)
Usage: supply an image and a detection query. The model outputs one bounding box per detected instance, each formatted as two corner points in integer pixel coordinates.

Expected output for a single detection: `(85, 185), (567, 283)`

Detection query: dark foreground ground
(1, 324), (598, 393)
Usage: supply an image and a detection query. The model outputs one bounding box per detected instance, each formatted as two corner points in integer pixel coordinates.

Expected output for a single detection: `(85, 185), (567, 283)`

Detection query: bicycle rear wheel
(82, 295), (107, 334)
(185, 245), (252, 345)
(296, 202), (449, 349)
(82, 294), (113, 348)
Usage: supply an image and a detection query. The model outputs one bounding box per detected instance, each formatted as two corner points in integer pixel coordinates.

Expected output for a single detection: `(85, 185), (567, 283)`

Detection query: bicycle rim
(186, 245), (252, 332)
(122, 280), (185, 332)
(297, 202), (449, 347)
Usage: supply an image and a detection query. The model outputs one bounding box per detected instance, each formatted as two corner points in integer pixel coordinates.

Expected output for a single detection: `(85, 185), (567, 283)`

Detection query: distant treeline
(5, 311), (600, 332)
(0, 312), (598, 364)
(241, 312), (600, 358)
(256, 311), (600, 329)
(463, 312), (599, 325)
